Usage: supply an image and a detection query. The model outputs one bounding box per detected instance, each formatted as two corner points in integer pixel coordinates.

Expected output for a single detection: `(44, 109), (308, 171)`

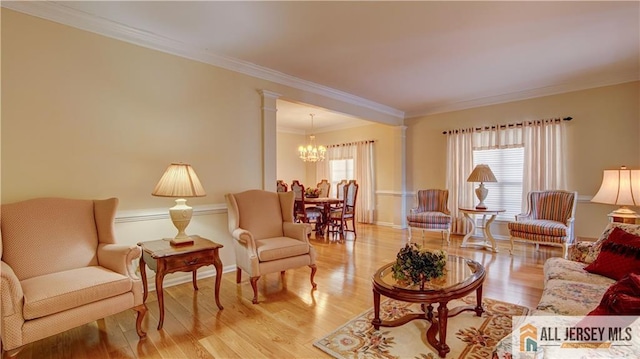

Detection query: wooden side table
(137, 235), (224, 330)
(458, 208), (505, 253)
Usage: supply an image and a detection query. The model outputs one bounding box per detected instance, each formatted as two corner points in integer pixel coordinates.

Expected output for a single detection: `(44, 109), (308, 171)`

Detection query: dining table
(299, 196), (343, 235)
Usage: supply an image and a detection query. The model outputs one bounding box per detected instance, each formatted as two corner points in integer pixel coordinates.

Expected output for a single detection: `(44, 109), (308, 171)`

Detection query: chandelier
(298, 114), (326, 162)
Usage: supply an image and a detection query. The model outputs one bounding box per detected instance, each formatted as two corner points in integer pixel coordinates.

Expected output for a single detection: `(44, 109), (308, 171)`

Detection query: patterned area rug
(314, 295), (529, 359)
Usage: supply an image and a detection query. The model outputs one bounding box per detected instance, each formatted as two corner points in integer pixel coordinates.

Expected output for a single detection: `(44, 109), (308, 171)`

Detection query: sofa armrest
(283, 222), (310, 242)
(568, 241), (597, 264)
(515, 213), (531, 221)
(97, 243), (141, 278)
(409, 207), (418, 215)
(1, 261), (24, 319)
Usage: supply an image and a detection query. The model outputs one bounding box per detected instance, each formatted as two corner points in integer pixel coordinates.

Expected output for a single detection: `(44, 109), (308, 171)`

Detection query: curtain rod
(326, 140), (375, 148)
(442, 117), (572, 135)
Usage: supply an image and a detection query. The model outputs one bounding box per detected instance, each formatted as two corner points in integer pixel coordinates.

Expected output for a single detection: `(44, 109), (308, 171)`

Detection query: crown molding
(3, 2), (404, 120)
(406, 73), (640, 118)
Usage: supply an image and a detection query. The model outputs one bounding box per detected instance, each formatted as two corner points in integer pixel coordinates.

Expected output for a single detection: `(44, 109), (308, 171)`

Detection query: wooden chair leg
(2, 346), (23, 358)
(250, 276), (260, 304)
(309, 264), (318, 289)
(133, 304), (147, 338)
(236, 267), (242, 283)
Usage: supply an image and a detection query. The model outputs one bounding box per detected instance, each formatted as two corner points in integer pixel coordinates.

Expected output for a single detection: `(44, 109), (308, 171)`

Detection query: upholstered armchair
(225, 190), (318, 304)
(0, 198), (146, 356)
(508, 190), (578, 258)
(406, 189), (452, 244)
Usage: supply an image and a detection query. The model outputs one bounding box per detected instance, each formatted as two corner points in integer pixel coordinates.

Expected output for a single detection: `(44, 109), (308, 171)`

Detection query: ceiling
(5, 1), (639, 131)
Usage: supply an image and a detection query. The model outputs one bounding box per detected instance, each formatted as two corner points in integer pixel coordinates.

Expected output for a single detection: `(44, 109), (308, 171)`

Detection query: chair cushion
(508, 219), (568, 237)
(584, 227), (640, 280)
(329, 208), (354, 219)
(406, 211), (451, 225)
(255, 237), (310, 262)
(20, 266), (132, 320)
(509, 230), (566, 244)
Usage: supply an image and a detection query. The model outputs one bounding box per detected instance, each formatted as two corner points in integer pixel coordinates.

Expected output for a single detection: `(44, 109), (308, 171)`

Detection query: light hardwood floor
(6, 224), (560, 359)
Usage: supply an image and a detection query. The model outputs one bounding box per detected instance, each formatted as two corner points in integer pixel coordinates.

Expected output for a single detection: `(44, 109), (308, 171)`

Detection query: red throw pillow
(584, 227), (640, 280)
(587, 272), (640, 316)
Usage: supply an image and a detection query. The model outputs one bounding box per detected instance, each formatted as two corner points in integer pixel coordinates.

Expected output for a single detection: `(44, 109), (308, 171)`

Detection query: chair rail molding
(115, 203), (227, 223)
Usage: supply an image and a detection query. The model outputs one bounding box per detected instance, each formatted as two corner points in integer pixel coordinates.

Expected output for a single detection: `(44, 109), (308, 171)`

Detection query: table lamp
(152, 163), (206, 245)
(467, 164), (497, 209)
(591, 166), (640, 224)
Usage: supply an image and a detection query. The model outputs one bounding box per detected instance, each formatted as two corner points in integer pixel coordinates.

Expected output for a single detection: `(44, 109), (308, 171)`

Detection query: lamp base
(608, 207), (640, 224)
(170, 236), (195, 246)
(474, 183), (489, 210)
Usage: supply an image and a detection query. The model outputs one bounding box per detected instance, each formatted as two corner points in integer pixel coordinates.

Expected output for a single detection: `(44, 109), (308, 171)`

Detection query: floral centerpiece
(392, 243), (447, 289)
(305, 187), (321, 198)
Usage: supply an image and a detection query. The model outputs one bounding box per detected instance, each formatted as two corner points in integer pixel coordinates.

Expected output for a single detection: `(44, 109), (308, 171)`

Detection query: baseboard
(142, 264), (236, 292)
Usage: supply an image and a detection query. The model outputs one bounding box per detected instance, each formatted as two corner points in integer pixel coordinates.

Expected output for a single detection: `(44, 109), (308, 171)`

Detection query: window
(329, 159), (354, 192)
(473, 147), (524, 221)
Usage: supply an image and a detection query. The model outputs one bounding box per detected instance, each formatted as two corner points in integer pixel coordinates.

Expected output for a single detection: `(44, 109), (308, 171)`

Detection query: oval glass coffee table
(372, 255), (486, 358)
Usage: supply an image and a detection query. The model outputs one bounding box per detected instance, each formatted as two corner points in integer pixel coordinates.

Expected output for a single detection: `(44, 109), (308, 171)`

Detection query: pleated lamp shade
(152, 163), (206, 244)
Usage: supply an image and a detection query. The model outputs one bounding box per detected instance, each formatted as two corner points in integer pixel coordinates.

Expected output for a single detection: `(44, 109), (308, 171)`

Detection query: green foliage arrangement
(391, 243), (447, 286)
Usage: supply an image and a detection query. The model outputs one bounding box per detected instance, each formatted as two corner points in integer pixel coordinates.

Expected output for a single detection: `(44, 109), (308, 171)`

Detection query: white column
(258, 90), (281, 191)
(393, 126), (408, 228)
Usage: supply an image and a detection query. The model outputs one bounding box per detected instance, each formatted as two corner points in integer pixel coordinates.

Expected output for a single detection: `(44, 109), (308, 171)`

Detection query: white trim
(374, 221), (396, 228)
(115, 203), (227, 223)
(375, 190), (412, 197)
(2, 1), (404, 120)
(406, 76), (639, 118)
(143, 265), (236, 292)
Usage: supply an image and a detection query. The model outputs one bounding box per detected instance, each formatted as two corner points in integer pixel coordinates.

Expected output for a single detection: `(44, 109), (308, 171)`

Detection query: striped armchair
(508, 190), (578, 258)
(407, 189), (452, 244)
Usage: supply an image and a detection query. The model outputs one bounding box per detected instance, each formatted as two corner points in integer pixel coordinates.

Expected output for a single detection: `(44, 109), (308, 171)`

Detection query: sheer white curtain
(316, 141), (375, 224)
(447, 125), (525, 234)
(446, 129), (475, 234)
(522, 120), (568, 200)
(446, 119), (567, 233)
(354, 141), (375, 223)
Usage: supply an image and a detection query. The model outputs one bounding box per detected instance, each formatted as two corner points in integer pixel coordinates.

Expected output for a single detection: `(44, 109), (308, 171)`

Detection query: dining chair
(336, 180), (348, 200)
(276, 180), (288, 192)
(328, 180), (359, 239)
(316, 179), (331, 198)
(290, 180), (323, 232)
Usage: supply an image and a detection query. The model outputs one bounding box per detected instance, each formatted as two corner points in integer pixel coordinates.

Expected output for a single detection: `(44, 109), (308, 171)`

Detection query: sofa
(493, 222), (640, 358)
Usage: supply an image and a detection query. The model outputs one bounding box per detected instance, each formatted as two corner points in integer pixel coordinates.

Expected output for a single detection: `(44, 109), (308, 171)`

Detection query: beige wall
(276, 131), (307, 184)
(3, 8), (638, 260)
(406, 81), (640, 239)
(0, 9), (402, 282)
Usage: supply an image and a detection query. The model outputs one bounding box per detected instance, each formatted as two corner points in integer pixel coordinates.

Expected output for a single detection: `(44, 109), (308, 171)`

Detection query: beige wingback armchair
(0, 198), (146, 355)
(225, 190), (318, 304)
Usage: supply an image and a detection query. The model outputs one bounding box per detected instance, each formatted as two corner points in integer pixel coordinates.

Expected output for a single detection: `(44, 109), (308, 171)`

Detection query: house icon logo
(520, 323), (537, 352)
